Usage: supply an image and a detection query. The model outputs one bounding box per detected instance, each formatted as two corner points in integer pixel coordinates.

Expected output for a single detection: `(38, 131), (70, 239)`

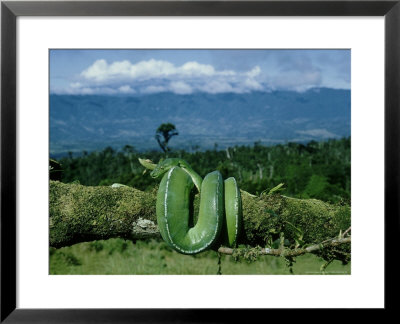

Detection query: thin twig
(343, 226), (351, 237)
(218, 236), (351, 257)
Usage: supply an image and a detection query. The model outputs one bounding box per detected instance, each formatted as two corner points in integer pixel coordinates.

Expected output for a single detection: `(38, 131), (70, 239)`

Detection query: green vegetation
(57, 137), (350, 203)
(50, 138), (351, 275)
(50, 238), (350, 275)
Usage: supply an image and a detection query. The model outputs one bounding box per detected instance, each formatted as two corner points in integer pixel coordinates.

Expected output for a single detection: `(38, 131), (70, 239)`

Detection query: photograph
(2, 0), (396, 319)
(49, 49), (351, 275)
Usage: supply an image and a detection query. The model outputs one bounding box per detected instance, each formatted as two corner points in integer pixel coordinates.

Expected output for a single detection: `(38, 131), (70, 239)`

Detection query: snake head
(150, 158), (184, 178)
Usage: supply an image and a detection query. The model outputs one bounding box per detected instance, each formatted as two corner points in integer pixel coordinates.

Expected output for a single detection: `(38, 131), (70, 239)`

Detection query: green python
(150, 158), (242, 254)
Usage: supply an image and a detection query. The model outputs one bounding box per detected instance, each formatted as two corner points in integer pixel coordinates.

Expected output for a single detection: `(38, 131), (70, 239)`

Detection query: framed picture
(1, 0), (398, 321)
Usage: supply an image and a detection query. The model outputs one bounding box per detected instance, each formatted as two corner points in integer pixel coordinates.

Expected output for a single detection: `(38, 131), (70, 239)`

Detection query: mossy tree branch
(49, 180), (351, 263)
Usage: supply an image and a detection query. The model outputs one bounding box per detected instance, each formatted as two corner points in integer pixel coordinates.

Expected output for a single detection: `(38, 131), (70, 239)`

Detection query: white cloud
(81, 59), (109, 81)
(67, 59), (265, 95)
(169, 81), (193, 95)
(80, 59), (220, 83)
(243, 78), (263, 91)
(141, 85), (168, 94)
(118, 85), (135, 94)
(272, 70), (322, 92)
(246, 66), (261, 78)
(70, 82), (82, 88)
(80, 87), (95, 95)
(180, 61), (216, 76)
(56, 57), (331, 95)
(198, 80), (236, 94)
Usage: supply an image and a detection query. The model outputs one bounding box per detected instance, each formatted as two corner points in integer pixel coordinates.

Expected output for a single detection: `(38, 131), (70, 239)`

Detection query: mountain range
(50, 88), (350, 157)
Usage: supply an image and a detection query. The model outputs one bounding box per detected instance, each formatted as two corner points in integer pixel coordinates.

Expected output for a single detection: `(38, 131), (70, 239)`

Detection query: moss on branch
(50, 181), (157, 248)
(49, 180), (350, 262)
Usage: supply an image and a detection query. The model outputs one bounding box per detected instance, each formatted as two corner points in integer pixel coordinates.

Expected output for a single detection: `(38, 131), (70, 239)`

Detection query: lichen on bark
(50, 181), (157, 248)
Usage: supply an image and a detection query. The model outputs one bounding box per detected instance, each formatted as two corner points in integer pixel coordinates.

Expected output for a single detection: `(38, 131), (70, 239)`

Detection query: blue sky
(50, 49), (350, 95)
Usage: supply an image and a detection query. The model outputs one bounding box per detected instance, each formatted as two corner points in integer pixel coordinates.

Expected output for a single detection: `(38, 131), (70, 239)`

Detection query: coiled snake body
(150, 158), (242, 254)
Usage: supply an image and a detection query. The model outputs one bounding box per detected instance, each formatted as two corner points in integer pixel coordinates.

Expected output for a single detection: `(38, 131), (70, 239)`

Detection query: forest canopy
(54, 137), (351, 204)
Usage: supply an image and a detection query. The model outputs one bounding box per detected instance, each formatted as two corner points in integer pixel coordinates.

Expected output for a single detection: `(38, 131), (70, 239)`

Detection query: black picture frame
(1, 0), (398, 321)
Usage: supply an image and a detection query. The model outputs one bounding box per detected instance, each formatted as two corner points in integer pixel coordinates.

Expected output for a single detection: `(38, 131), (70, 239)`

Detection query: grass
(50, 238), (350, 275)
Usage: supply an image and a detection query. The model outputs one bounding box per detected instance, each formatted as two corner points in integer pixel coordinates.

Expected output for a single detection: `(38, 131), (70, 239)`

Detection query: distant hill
(50, 88), (350, 156)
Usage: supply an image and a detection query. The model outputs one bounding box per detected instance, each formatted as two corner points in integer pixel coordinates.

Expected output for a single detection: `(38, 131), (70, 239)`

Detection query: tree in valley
(155, 123), (179, 153)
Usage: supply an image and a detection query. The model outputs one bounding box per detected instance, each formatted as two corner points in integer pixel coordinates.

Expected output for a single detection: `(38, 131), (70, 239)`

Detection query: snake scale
(150, 158), (243, 254)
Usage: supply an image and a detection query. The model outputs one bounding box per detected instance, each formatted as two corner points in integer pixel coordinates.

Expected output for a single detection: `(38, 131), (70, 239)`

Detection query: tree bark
(49, 180), (351, 257)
